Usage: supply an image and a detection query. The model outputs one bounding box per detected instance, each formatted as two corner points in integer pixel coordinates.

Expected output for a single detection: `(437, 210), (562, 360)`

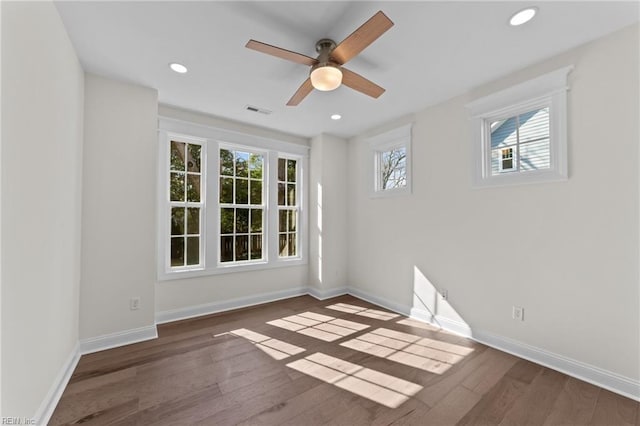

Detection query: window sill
(473, 169), (568, 189)
(369, 186), (412, 199)
(158, 257), (307, 281)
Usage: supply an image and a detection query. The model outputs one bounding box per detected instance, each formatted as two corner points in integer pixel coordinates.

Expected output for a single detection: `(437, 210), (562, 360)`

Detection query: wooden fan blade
(287, 78), (314, 106)
(246, 40), (318, 66)
(341, 68), (385, 98)
(331, 11), (394, 65)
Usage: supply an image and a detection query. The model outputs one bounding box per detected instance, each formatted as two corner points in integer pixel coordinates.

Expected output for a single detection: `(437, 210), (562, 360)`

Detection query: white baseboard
(34, 342), (81, 426)
(347, 287), (411, 317)
(409, 307), (473, 338)
(472, 330), (640, 402)
(80, 325), (158, 355)
(364, 293), (639, 402)
(155, 286), (308, 324)
(307, 286), (348, 300)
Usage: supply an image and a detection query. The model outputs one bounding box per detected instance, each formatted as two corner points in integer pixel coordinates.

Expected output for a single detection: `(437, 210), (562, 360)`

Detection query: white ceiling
(55, 1), (638, 138)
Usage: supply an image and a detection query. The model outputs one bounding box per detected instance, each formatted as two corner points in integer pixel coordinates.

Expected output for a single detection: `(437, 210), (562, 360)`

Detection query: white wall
(1, 1), (84, 417)
(309, 134), (349, 295)
(155, 105), (310, 317)
(159, 104), (309, 148)
(81, 74), (157, 339)
(1, 2), (4, 416)
(347, 24), (639, 382)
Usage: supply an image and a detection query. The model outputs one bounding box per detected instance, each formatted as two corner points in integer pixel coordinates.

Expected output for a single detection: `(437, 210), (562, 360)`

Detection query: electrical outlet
(130, 297), (140, 311)
(440, 289), (448, 300)
(512, 306), (524, 321)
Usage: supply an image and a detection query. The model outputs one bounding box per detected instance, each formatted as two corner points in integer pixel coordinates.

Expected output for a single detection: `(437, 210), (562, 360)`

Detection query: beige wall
(155, 105), (311, 316)
(309, 134), (349, 295)
(347, 24), (639, 381)
(1, 1), (84, 417)
(81, 74), (157, 338)
(157, 267), (308, 316)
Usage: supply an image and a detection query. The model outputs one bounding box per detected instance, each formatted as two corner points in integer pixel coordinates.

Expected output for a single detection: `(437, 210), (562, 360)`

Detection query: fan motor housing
(315, 38), (338, 66)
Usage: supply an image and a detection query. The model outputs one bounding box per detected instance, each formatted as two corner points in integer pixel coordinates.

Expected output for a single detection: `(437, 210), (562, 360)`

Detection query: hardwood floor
(50, 295), (639, 425)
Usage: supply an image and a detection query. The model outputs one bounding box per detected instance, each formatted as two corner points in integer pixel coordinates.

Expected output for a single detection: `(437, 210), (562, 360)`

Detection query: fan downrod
(315, 39), (337, 54)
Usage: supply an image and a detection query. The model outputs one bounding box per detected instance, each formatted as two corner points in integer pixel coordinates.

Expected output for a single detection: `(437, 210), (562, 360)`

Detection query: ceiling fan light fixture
(310, 64), (343, 91)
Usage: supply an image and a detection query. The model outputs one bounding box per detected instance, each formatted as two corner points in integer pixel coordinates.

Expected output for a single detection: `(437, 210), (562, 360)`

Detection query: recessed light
(509, 7), (537, 26)
(169, 62), (188, 74)
(331, 114), (342, 120)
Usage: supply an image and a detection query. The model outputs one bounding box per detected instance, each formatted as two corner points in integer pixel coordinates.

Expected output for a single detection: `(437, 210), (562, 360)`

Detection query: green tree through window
(169, 140), (202, 268)
(220, 148), (264, 263)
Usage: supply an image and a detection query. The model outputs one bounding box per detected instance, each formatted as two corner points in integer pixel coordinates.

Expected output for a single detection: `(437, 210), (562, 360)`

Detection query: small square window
(378, 147), (407, 190)
(367, 124), (412, 197)
(467, 66), (572, 188)
(491, 108), (550, 176)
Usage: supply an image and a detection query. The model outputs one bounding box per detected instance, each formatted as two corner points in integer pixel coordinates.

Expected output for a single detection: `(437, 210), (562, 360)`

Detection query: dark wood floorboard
(50, 294), (639, 425)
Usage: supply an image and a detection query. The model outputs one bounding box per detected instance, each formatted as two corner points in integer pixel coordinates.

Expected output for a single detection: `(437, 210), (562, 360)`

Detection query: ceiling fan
(245, 10), (394, 106)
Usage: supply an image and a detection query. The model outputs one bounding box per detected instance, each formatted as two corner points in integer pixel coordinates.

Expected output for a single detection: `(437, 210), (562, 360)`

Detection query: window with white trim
(368, 123), (412, 197)
(158, 118), (308, 280)
(169, 139), (204, 269)
(378, 147), (407, 190)
(278, 157), (299, 257)
(491, 107), (550, 175)
(467, 66), (572, 187)
(219, 147), (264, 263)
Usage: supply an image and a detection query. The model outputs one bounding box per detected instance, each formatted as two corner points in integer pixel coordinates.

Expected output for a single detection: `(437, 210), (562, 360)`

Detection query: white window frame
(217, 144), (268, 266)
(466, 66), (572, 188)
(367, 123), (413, 198)
(277, 154), (302, 259)
(157, 117), (309, 281)
(165, 136), (207, 272)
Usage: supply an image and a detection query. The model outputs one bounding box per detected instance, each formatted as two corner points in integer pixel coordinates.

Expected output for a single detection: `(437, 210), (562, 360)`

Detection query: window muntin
(219, 148), (264, 264)
(278, 157), (298, 258)
(378, 146), (407, 190)
(490, 107), (550, 176)
(169, 140), (203, 269)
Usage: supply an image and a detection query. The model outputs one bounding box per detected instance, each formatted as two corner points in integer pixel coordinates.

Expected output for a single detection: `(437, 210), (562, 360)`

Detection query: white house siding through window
(490, 107), (550, 175)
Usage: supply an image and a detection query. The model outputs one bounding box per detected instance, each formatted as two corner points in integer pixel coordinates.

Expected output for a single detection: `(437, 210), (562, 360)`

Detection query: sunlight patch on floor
(286, 352), (423, 408)
(340, 328), (473, 374)
(325, 302), (400, 320)
(267, 311), (370, 342)
(229, 328), (306, 360)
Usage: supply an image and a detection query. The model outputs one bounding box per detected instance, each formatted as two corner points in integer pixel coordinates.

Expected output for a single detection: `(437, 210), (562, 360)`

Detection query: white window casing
(165, 135), (207, 272)
(466, 65), (573, 188)
(157, 117), (309, 281)
(367, 123), (413, 198)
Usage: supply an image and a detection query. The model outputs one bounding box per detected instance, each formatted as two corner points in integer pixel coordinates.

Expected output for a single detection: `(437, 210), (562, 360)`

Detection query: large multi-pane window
(169, 140), (203, 268)
(160, 121), (307, 278)
(278, 157), (298, 257)
(219, 148), (264, 263)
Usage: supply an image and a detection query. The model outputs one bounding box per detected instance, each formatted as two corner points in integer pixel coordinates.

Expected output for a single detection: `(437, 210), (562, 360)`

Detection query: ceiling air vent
(244, 105), (272, 115)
